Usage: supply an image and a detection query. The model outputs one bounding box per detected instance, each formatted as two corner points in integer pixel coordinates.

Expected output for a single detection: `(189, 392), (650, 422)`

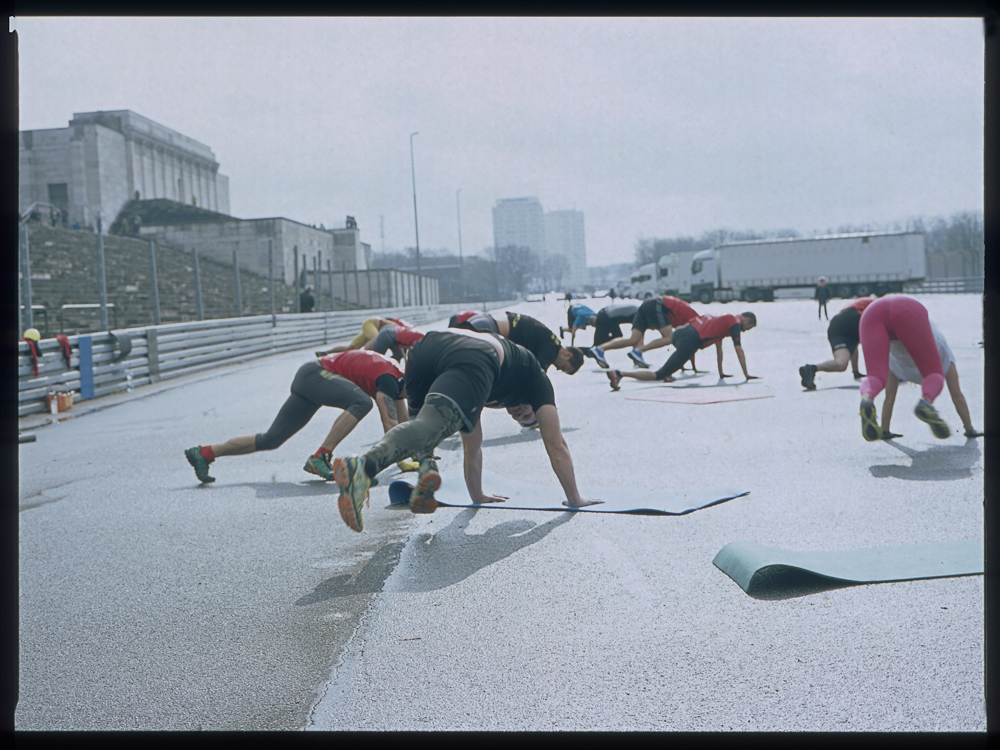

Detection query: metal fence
(912, 277), (984, 294)
(17, 302), (516, 418)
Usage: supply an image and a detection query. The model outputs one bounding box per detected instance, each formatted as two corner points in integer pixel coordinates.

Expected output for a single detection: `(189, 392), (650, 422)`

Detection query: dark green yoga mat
(714, 539), (983, 600)
(389, 469), (748, 515)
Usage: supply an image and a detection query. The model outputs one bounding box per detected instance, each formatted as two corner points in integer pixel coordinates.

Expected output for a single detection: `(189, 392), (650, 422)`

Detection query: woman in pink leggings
(858, 295), (949, 441)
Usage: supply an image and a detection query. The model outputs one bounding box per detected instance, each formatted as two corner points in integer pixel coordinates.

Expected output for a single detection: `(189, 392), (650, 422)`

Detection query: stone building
(135, 208), (370, 285)
(19, 110), (230, 231)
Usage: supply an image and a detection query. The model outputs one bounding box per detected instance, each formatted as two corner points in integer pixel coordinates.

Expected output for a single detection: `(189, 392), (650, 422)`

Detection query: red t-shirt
(392, 326), (424, 347)
(689, 314), (743, 349)
(662, 296), (698, 327)
(389, 317), (415, 329)
(846, 298), (875, 315)
(319, 350), (403, 397)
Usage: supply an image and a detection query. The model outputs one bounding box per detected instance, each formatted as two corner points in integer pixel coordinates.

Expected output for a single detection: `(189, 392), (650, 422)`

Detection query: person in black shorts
(184, 350), (412, 485)
(331, 329), (602, 532)
(797, 298), (870, 390)
(607, 312), (757, 389)
(449, 311), (585, 374)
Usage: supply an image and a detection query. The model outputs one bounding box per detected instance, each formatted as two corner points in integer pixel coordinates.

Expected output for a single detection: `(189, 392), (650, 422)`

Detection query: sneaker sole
(915, 407), (950, 439)
(303, 459), (334, 481)
(333, 459), (365, 532)
(860, 402), (880, 442)
(410, 471), (441, 514)
(798, 366), (816, 390)
(185, 449), (215, 484)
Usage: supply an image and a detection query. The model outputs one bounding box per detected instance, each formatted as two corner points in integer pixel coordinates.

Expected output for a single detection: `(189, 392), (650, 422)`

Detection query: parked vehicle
(689, 232), (927, 304)
(626, 253), (696, 299)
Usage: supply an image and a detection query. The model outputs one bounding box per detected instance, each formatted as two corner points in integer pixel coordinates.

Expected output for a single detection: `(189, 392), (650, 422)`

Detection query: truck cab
(690, 249), (719, 304)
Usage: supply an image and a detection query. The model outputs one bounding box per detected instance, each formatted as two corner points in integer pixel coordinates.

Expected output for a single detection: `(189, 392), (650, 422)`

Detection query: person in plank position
(184, 349), (413, 484)
(584, 295), (702, 371)
(878, 319), (982, 440)
(857, 296), (954, 442)
(449, 310), (585, 374)
(560, 303), (598, 346)
(606, 312), (758, 390)
(797, 297), (873, 390)
(331, 329), (603, 532)
(318, 317), (415, 357)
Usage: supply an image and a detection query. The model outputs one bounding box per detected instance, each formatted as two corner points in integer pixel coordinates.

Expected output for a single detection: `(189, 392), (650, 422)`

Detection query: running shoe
(853, 370), (865, 381)
(964, 428), (984, 438)
(332, 456), (372, 532)
(185, 446), (215, 484)
(799, 364), (817, 391)
(914, 399), (950, 439)
(607, 369), (621, 391)
(409, 459), (441, 514)
(588, 346), (609, 369)
(860, 396), (880, 442)
(628, 349), (649, 368)
(304, 453), (335, 480)
(397, 459), (420, 472)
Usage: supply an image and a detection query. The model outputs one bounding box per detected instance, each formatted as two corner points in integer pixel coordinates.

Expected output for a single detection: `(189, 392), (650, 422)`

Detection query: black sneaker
(860, 397), (880, 442)
(914, 399), (950, 439)
(799, 364), (817, 391)
(185, 446), (216, 484)
(607, 370), (621, 391)
(853, 370), (865, 380)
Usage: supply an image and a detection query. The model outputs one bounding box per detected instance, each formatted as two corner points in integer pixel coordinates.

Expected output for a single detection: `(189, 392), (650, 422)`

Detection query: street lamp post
(409, 132), (423, 305)
(456, 188), (464, 301)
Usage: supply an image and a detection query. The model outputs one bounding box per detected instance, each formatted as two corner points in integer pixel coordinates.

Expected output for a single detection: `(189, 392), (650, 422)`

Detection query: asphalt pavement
(17, 294), (985, 731)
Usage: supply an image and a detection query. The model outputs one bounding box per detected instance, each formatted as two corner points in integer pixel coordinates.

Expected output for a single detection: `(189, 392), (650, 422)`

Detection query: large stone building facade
(19, 110), (230, 231)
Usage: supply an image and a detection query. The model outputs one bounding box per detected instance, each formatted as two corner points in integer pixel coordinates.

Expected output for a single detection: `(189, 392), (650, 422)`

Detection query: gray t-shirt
(888, 321), (954, 383)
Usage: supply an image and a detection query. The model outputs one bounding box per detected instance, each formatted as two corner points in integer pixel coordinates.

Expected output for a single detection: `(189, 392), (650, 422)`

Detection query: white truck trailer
(688, 231), (926, 305)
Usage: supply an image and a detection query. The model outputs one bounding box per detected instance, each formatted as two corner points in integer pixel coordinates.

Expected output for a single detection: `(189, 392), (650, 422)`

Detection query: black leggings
(653, 325), (702, 380)
(254, 361), (372, 451)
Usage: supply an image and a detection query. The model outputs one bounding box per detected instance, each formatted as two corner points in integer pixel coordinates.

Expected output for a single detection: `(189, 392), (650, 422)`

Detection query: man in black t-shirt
(450, 311), (584, 374)
(331, 329), (602, 532)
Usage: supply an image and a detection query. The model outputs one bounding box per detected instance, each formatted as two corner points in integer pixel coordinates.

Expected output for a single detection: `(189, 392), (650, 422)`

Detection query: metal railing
(914, 277), (984, 294)
(59, 303), (119, 334)
(17, 302), (517, 418)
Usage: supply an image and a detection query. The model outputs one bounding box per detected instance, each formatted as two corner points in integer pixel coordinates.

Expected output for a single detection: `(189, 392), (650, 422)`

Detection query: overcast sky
(14, 16), (984, 267)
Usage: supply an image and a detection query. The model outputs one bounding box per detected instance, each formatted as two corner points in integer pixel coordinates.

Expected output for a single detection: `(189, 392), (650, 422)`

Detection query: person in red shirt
(364, 322), (424, 361)
(184, 350), (412, 485)
(586, 295), (703, 370)
(798, 297), (874, 390)
(606, 311), (758, 390)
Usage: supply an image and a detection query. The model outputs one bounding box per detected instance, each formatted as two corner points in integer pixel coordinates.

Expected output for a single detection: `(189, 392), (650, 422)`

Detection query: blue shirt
(571, 305), (596, 328)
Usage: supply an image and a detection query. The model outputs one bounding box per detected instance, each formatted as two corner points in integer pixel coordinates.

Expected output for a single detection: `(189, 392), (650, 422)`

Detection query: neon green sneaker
(333, 456), (371, 532)
(860, 397), (880, 442)
(396, 459), (420, 472)
(185, 446), (215, 484)
(304, 453), (335, 480)
(409, 459), (441, 515)
(915, 399), (950, 439)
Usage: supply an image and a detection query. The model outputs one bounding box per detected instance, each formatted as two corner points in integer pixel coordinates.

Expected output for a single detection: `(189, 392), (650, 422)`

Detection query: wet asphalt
(17, 294), (985, 731)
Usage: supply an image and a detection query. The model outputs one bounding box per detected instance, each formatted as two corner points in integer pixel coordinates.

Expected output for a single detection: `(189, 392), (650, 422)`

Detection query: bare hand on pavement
(562, 497), (604, 508)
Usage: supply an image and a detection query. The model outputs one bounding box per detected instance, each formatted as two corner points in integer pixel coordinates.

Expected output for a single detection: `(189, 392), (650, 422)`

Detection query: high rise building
(544, 209), (587, 290)
(492, 196), (546, 259)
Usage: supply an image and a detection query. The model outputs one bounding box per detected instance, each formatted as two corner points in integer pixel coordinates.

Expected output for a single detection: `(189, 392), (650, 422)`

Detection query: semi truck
(626, 252), (697, 299)
(688, 231), (926, 304)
